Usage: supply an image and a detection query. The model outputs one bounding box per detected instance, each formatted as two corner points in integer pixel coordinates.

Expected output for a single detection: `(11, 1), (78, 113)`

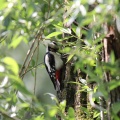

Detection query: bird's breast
(54, 54), (63, 70)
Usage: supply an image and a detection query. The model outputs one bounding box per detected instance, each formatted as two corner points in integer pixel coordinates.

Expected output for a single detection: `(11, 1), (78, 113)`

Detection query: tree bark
(102, 19), (120, 119)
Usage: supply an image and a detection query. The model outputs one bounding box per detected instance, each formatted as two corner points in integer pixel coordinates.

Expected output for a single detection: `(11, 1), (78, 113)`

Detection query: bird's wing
(44, 52), (56, 89)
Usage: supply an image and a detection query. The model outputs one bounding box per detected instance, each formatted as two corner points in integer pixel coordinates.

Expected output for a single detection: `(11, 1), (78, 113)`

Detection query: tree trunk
(102, 18), (120, 119)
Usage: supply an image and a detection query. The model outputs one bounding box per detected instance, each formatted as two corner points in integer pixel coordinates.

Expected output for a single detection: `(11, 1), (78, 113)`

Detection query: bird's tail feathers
(56, 80), (61, 93)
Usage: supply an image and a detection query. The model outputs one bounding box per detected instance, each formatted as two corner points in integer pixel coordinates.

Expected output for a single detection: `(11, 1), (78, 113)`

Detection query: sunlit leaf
(48, 108), (57, 117)
(54, 24), (71, 34)
(59, 100), (66, 112)
(67, 54), (74, 63)
(68, 107), (75, 119)
(110, 51), (115, 64)
(0, 0), (8, 10)
(18, 103), (30, 108)
(93, 111), (100, 118)
(0, 0), (119, 119)
(9, 36), (23, 48)
(0, 76), (8, 88)
(46, 32), (62, 38)
(34, 116), (44, 120)
(60, 28), (71, 34)
(0, 65), (5, 72)
(76, 27), (81, 37)
(62, 47), (71, 53)
(3, 57), (19, 75)
(45, 93), (58, 102)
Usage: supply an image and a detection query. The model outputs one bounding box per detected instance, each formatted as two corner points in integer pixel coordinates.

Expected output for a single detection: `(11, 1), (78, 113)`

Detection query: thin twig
(89, 91), (105, 111)
(34, 40), (40, 94)
(21, 43), (38, 79)
(19, 30), (40, 77)
(20, 62), (44, 78)
(19, 27), (44, 79)
(73, 21), (89, 31)
(21, 34), (43, 79)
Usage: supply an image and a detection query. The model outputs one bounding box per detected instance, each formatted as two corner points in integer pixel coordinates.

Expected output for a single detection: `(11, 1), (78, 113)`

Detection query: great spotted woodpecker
(44, 41), (63, 93)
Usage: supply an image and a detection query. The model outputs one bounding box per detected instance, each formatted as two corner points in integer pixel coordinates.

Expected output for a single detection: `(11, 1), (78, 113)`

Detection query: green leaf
(3, 57), (19, 75)
(53, 24), (71, 34)
(34, 116), (44, 120)
(31, 59), (35, 66)
(112, 102), (120, 114)
(9, 36), (23, 48)
(46, 32), (62, 38)
(76, 27), (81, 38)
(80, 106), (90, 117)
(48, 108), (57, 117)
(67, 54), (74, 63)
(59, 100), (66, 112)
(60, 28), (71, 34)
(13, 79), (32, 95)
(0, 0), (8, 10)
(18, 103), (30, 108)
(62, 47), (71, 53)
(12, 94), (17, 105)
(108, 80), (120, 91)
(68, 107), (75, 119)
(110, 51), (115, 64)
(93, 111), (100, 118)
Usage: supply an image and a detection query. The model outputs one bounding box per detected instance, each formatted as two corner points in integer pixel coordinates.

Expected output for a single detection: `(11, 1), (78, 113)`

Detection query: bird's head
(48, 41), (58, 52)
(42, 40), (59, 52)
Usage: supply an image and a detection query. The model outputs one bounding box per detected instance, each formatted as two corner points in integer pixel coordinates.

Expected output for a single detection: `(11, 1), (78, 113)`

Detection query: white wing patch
(45, 55), (51, 72)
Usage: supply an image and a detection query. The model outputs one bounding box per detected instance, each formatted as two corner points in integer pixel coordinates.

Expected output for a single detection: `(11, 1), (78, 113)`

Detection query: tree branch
(19, 27), (44, 79)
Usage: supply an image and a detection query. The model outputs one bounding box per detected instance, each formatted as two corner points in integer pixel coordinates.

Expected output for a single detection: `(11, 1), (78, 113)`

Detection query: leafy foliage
(0, 0), (120, 119)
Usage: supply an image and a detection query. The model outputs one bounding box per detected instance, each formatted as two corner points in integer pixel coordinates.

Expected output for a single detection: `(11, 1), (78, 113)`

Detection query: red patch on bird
(55, 70), (61, 81)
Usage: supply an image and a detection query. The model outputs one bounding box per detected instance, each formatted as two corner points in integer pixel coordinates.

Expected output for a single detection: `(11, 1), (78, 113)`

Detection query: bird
(44, 41), (63, 93)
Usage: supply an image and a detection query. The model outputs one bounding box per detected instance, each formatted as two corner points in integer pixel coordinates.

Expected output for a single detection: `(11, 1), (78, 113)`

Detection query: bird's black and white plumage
(44, 41), (63, 92)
